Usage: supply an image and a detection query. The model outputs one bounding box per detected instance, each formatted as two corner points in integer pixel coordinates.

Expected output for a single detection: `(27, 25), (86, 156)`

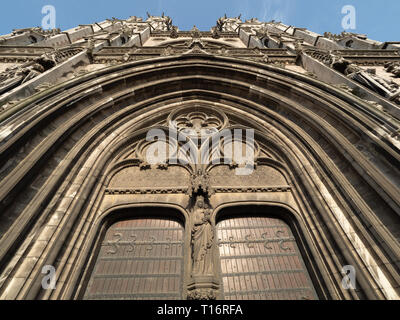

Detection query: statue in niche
(328, 53), (400, 104)
(344, 64), (400, 104)
(191, 196), (214, 276)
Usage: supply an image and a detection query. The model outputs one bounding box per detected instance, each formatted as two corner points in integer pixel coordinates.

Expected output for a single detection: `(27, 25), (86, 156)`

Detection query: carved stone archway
(0, 55), (399, 300)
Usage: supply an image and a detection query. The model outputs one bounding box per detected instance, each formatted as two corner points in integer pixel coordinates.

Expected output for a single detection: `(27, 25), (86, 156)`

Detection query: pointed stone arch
(0, 55), (399, 300)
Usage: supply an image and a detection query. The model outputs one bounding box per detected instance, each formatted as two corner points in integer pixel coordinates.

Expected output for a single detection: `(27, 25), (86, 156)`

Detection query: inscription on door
(217, 216), (318, 300)
(84, 217), (184, 300)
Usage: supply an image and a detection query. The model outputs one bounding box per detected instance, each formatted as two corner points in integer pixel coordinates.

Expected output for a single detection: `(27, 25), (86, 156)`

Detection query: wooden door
(84, 216), (184, 300)
(217, 215), (318, 300)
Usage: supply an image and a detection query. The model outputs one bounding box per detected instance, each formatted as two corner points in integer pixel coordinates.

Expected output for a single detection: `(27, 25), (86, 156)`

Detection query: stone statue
(170, 26), (179, 39)
(385, 62), (400, 78)
(325, 53), (400, 104)
(215, 15), (242, 32)
(20, 63), (45, 84)
(0, 58), (49, 94)
(146, 13), (174, 31)
(191, 196), (214, 276)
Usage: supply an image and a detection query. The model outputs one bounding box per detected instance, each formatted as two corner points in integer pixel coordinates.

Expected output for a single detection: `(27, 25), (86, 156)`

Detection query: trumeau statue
(191, 196), (214, 276)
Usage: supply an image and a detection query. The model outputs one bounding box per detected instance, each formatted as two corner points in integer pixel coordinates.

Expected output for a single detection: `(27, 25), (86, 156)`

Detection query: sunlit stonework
(0, 13), (400, 300)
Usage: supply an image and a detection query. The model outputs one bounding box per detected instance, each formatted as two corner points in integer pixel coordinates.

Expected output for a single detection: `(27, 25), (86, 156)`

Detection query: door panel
(84, 217), (184, 300)
(217, 215), (318, 300)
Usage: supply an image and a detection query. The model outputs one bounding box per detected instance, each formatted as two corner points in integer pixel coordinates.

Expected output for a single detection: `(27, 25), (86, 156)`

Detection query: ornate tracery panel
(83, 216), (184, 300)
(217, 215), (318, 300)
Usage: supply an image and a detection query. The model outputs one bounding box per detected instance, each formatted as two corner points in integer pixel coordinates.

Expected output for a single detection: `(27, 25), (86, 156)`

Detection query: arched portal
(0, 55), (399, 300)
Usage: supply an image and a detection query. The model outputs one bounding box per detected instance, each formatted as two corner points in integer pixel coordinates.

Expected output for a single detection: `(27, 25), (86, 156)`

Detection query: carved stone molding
(105, 187), (188, 195)
(92, 45), (297, 65)
(214, 186), (291, 193)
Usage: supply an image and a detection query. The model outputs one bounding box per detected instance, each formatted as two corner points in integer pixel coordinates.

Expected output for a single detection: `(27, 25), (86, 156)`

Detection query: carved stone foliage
(188, 169), (214, 197)
(187, 289), (216, 300)
(190, 26), (201, 39)
(323, 31), (367, 42)
(211, 28), (220, 39)
(304, 48), (400, 67)
(0, 46), (83, 64)
(169, 26), (179, 39)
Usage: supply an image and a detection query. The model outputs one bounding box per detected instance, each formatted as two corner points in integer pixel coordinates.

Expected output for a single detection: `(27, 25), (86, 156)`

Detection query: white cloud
(261, 0), (292, 23)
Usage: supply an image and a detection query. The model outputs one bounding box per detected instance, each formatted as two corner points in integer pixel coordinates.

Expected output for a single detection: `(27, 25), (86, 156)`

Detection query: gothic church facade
(0, 14), (399, 300)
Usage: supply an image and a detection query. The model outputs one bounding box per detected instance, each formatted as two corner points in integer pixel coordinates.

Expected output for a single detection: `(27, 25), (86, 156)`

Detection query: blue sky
(0, 0), (399, 42)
